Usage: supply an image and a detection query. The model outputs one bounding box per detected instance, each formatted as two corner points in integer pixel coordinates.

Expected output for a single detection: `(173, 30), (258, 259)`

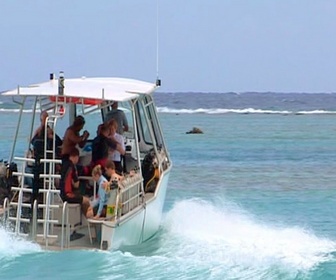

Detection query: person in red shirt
(60, 148), (90, 214)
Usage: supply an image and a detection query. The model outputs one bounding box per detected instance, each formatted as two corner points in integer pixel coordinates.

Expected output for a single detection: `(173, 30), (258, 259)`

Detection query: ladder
(7, 110), (66, 247)
(37, 112), (63, 246)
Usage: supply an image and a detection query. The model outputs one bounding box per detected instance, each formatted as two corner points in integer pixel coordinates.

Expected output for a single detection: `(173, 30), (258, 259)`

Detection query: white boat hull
(101, 168), (171, 250)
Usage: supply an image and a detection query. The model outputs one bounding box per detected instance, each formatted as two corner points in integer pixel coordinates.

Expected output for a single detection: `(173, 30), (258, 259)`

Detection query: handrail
(31, 199), (38, 241)
(43, 190), (51, 247)
(2, 197), (10, 223)
(14, 186), (24, 235)
(61, 201), (69, 250)
(115, 190), (121, 221)
(66, 204), (70, 248)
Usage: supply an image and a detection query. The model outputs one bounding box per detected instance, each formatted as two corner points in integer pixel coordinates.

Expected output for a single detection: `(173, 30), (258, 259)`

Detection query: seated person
(105, 159), (124, 182)
(61, 115), (90, 162)
(31, 110), (62, 160)
(59, 148), (90, 215)
(91, 123), (123, 168)
(87, 164), (109, 219)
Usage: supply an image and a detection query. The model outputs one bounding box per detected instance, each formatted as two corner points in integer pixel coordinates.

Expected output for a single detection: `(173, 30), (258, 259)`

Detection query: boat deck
(0, 192), (155, 251)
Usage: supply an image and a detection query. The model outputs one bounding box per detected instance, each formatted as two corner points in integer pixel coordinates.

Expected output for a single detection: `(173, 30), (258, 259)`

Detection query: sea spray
(162, 199), (336, 275)
(0, 226), (41, 261)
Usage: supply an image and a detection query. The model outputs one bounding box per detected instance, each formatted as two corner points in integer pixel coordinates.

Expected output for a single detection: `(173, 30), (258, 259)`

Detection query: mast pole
(156, 0), (161, 86)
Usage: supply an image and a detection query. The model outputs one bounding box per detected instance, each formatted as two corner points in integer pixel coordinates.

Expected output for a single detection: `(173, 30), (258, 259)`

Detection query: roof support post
(58, 71), (64, 95)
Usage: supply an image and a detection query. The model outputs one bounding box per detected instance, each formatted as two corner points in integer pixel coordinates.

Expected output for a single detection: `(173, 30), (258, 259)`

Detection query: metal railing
(118, 174), (144, 217)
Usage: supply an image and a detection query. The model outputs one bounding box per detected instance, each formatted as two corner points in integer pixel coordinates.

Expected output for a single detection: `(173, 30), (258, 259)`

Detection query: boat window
(137, 96), (164, 148)
(137, 102), (152, 145)
(119, 102), (134, 138)
(144, 96), (164, 147)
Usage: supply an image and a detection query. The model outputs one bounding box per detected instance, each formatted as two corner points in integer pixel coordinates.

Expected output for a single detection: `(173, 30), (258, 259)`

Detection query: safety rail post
(31, 199), (38, 241)
(60, 201), (70, 249)
(61, 201), (68, 250)
(43, 191), (51, 248)
(66, 204), (70, 248)
(2, 197), (10, 224)
(115, 190), (121, 221)
(14, 186), (24, 235)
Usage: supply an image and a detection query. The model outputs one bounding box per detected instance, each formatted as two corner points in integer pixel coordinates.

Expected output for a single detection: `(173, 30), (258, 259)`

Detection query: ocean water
(1, 92), (336, 279)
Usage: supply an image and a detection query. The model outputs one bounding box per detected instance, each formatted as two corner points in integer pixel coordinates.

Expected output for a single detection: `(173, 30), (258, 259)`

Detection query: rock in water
(186, 127), (203, 134)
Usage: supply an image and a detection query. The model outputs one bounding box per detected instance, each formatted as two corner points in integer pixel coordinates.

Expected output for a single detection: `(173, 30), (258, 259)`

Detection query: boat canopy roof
(2, 77), (157, 102)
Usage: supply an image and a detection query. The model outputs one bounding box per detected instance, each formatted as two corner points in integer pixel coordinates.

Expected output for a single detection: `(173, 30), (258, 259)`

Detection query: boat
(0, 72), (172, 250)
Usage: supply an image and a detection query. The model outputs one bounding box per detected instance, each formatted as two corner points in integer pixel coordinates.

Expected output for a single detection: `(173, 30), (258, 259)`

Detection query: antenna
(155, 0), (161, 87)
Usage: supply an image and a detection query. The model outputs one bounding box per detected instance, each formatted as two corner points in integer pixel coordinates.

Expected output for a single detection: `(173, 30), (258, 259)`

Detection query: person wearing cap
(61, 115), (90, 161)
(105, 102), (128, 135)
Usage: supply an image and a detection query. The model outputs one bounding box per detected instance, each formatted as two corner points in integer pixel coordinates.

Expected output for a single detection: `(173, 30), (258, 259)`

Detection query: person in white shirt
(107, 118), (125, 174)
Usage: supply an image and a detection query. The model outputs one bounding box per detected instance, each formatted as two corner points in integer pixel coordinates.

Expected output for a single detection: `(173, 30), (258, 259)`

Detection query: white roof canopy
(2, 77), (158, 102)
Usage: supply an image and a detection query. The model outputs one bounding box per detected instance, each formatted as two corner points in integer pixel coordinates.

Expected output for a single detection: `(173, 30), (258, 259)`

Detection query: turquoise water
(1, 111), (336, 279)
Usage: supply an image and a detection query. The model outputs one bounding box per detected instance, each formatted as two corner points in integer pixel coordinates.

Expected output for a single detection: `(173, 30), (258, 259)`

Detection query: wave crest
(157, 107), (336, 115)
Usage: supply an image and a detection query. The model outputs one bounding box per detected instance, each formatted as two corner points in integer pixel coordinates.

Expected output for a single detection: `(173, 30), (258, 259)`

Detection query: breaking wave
(157, 107), (336, 115)
(157, 199), (336, 279)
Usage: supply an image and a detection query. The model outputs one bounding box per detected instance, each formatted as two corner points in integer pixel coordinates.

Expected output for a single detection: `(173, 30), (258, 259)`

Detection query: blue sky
(1, 1), (336, 93)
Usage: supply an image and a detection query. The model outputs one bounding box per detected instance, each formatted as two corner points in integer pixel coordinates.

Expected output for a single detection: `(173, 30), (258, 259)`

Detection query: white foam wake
(163, 199), (336, 273)
(0, 226), (41, 261)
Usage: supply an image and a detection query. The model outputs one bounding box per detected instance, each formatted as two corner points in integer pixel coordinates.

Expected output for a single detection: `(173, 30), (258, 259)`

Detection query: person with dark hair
(61, 115), (90, 160)
(31, 110), (62, 160)
(105, 159), (124, 181)
(91, 123), (123, 168)
(59, 148), (90, 214)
